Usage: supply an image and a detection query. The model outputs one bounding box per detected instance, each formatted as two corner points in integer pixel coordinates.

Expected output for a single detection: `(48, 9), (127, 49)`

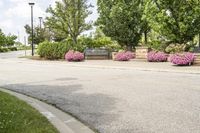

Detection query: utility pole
(24, 36), (27, 56)
(29, 2), (35, 56)
(18, 31), (20, 42)
(39, 17), (43, 29)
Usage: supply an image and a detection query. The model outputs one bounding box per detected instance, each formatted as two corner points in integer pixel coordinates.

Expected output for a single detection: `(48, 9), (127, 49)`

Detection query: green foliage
(94, 37), (121, 51)
(5, 34), (17, 47)
(97, 0), (144, 50)
(165, 43), (195, 54)
(46, 0), (92, 44)
(144, 0), (200, 44)
(165, 44), (185, 54)
(24, 25), (49, 45)
(77, 36), (121, 51)
(8, 47), (17, 51)
(0, 29), (17, 48)
(38, 35), (122, 60)
(77, 37), (94, 51)
(0, 47), (17, 52)
(37, 41), (71, 59)
(0, 47), (9, 52)
(14, 42), (30, 50)
(93, 27), (105, 39)
(148, 40), (165, 51)
(94, 37), (112, 48)
(0, 29), (6, 47)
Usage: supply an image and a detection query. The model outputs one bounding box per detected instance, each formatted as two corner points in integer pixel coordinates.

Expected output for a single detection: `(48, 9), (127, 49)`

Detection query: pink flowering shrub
(125, 51), (135, 60)
(73, 51), (85, 61)
(65, 50), (84, 62)
(170, 52), (195, 66)
(147, 51), (168, 62)
(115, 51), (135, 61)
(65, 50), (74, 61)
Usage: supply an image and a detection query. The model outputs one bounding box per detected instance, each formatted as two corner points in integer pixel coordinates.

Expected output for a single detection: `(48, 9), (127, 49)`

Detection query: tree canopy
(24, 25), (48, 45)
(45, 0), (93, 44)
(97, 0), (145, 50)
(0, 29), (17, 47)
(144, 0), (200, 44)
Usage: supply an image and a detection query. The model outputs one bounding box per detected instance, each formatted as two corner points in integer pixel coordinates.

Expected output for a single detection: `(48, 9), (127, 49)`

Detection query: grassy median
(0, 91), (59, 133)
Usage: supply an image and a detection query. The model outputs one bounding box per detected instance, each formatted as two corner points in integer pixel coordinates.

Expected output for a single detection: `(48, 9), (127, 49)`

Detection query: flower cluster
(65, 50), (84, 62)
(170, 52), (195, 66)
(115, 51), (135, 61)
(147, 51), (168, 62)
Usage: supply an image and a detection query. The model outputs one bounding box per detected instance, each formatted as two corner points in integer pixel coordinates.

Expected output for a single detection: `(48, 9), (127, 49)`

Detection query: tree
(5, 34), (17, 47)
(24, 25), (47, 44)
(0, 29), (6, 47)
(97, 0), (144, 50)
(0, 29), (16, 47)
(144, 0), (200, 44)
(93, 27), (105, 39)
(46, 0), (92, 45)
(141, 0), (151, 45)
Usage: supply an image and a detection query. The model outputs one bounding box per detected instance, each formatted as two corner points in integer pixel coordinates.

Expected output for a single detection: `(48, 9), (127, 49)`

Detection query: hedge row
(0, 47), (17, 53)
(37, 41), (71, 60)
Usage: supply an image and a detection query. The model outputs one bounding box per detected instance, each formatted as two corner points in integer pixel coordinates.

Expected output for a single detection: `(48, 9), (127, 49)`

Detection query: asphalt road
(0, 51), (200, 133)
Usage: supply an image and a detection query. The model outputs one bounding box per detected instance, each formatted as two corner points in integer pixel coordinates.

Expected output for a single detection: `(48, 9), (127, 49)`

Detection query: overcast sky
(0, 0), (98, 43)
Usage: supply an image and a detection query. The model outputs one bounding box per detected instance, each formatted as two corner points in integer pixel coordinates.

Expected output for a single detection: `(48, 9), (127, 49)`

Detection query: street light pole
(38, 17), (43, 29)
(29, 2), (35, 56)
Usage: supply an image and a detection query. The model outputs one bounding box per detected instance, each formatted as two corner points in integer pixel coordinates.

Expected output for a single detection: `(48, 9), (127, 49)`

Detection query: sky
(0, 0), (98, 43)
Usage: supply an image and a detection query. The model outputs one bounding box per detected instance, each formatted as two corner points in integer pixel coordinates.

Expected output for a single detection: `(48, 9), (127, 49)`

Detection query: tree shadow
(3, 83), (119, 133)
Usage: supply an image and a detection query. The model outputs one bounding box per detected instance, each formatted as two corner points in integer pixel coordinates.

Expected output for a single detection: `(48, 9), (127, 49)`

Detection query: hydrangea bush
(115, 51), (135, 61)
(147, 51), (168, 62)
(65, 50), (84, 62)
(170, 52), (195, 66)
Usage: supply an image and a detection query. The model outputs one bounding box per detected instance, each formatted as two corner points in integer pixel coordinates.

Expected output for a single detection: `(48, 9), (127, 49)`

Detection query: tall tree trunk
(72, 35), (78, 46)
(144, 31), (148, 45)
(199, 33), (200, 48)
(126, 45), (132, 51)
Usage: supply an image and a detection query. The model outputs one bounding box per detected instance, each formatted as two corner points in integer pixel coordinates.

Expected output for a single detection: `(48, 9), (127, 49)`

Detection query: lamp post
(29, 2), (35, 56)
(38, 17), (43, 29)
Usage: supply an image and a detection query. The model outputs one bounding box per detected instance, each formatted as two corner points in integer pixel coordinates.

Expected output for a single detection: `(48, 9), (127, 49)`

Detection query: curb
(0, 88), (95, 133)
(2, 58), (200, 75)
(62, 64), (200, 75)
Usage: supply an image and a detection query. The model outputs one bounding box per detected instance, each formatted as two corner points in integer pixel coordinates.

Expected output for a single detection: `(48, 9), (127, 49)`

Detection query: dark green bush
(8, 47), (17, 51)
(77, 37), (94, 50)
(37, 41), (71, 59)
(0, 47), (9, 52)
(37, 36), (122, 59)
(78, 36), (121, 51)
(165, 43), (195, 54)
(148, 40), (168, 52)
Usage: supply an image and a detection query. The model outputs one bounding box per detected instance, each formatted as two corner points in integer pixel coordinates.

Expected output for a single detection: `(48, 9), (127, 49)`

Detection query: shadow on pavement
(3, 83), (119, 133)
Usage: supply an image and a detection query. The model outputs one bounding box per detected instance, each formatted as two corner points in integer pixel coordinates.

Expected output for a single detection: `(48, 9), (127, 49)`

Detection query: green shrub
(8, 47), (17, 51)
(37, 36), (122, 59)
(37, 41), (71, 59)
(0, 47), (9, 52)
(61, 38), (87, 52)
(77, 37), (94, 50)
(77, 36), (121, 51)
(148, 40), (168, 51)
(94, 37), (112, 48)
(165, 43), (185, 54)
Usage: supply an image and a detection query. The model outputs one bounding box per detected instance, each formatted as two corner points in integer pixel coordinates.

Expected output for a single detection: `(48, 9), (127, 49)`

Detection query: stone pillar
(194, 53), (200, 66)
(135, 46), (151, 59)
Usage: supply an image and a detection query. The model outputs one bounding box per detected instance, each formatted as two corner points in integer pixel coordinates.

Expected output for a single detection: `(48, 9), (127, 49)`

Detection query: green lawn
(0, 91), (59, 133)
